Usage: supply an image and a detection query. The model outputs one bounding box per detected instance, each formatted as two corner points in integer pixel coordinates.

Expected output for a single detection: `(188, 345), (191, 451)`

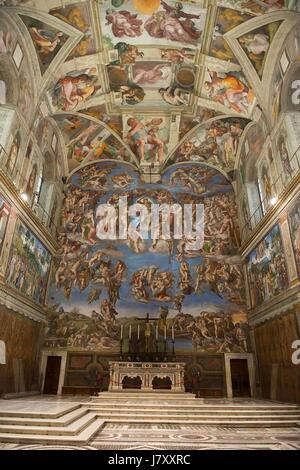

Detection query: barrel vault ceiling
(1, 0), (300, 182)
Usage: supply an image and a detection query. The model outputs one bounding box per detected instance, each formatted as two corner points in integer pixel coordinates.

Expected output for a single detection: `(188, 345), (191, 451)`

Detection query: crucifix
(144, 313), (153, 353)
(126, 313), (160, 353)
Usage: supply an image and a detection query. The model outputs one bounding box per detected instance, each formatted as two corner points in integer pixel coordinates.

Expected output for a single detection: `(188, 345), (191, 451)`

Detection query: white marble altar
(108, 362), (185, 392)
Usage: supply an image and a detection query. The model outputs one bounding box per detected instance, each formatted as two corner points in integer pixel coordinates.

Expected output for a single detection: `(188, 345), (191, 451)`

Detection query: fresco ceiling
(2, 0), (300, 180)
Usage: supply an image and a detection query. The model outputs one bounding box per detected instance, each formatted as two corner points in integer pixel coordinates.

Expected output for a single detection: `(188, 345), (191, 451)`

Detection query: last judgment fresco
(46, 161), (249, 354)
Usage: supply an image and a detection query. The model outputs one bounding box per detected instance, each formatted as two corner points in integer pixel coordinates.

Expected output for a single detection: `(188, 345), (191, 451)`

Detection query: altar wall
(57, 351), (225, 398)
(45, 162), (249, 358)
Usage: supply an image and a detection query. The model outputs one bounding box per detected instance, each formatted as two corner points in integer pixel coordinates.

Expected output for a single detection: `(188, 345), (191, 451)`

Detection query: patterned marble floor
(90, 423), (300, 451)
(0, 424), (299, 450)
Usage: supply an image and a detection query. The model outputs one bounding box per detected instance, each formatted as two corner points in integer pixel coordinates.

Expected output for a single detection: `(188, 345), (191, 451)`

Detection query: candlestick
(164, 325), (167, 340)
(172, 325), (174, 341)
(137, 324), (140, 340)
(156, 324), (158, 340)
(120, 324), (123, 340)
(129, 324), (132, 340)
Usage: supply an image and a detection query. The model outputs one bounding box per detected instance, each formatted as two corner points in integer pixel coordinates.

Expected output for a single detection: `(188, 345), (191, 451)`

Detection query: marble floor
(1, 424), (299, 451)
(0, 395), (299, 450)
(91, 423), (300, 450)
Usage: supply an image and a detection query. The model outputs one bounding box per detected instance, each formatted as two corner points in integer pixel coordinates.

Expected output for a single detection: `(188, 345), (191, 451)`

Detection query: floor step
(98, 417), (300, 427)
(0, 403), (80, 419)
(93, 396), (298, 407)
(0, 418), (104, 445)
(88, 409), (300, 417)
(97, 393), (194, 400)
(0, 412), (98, 436)
(0, 407), (87, 427)
(89, 411), (300, 421)
(0, 397), (298, 445)
(88, 402), (299, 411)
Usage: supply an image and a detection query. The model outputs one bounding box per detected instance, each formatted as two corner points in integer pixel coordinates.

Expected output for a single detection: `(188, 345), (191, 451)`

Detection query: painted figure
(144, 1), (202, 44)
(159, 86), (189, 106)
(51, 6), (93, 58)
(238, 22), (280, 76)
(160, 47), (194, 63)
(53, 70), (98, 111)
(204, 71), (253, 114)
(29, 27), (63, 55)
(118, 84), (145, 105)
(239, 33), (269, 55)
(105, 9), (143, 38)
(114, 42), (144, 64)
(126, 117), (165, 163)
(133, 64), (171, 85)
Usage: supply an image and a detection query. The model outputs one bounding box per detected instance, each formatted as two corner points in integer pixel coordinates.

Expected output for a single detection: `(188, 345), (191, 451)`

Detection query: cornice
(248, 283), (300, 327)
(0, 282), (47, 324)
(0, 169), (59, 254)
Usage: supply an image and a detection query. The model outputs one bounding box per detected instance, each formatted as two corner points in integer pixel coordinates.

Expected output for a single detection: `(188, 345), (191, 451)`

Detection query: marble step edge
(0, 412), (100, 436)
(97, 391), (196, 400)
(1, 409), (299, 425)
(89, 412), (300, 421)
(0, 404), (298, 420)
(0, 404), (82, 419)
(0, 419), (104, 445)
(86, 409), (300, 417)
(100, 392), (194, 395)
(1, 413), (298, 432)
(0, 408), (92, 428)
(93, 397), (297, 406)
(103, 418), (300, 427)
(88, 402), (299, 410)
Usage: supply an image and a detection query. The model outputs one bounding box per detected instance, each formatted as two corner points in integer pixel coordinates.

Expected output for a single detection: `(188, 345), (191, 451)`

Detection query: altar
(109, 361), (185, 392)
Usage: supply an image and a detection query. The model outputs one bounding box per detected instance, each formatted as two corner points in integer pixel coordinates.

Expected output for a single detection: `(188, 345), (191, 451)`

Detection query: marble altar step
(89, 400), (299, 410)
(0, 403), (81, 419)
(88, 407), (300, 417)
(100, 391), (194, 398)
(0, 412), (98, 436)
(0, 406), (88, 427)
(96, 417), (300, 427)
(0, 417), (104, 445)
(0, 399), (299, 444)
(90, 411), (300, 422)
(94, 392), (195, 402)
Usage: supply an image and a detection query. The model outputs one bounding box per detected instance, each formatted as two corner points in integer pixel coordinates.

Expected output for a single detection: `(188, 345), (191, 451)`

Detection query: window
(35, 172), (43, 205)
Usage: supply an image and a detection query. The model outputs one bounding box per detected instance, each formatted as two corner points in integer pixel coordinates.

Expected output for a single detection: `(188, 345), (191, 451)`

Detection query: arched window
(38, 152), (57, 227)
(239, 124), (265, 230)
(245, 157), (263, 227)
